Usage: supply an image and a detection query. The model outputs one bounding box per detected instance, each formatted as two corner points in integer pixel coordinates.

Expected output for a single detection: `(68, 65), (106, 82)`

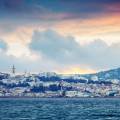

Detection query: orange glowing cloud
(57, 66), (96, 74)
(53, 13), (120, 45)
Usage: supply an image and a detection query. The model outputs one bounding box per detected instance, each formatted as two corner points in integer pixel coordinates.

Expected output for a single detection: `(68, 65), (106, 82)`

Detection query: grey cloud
(0, 30), (120, 73)
(0, 51), (64, 73)
(29, 29), (120, 70)
(30, 30), (84, 64)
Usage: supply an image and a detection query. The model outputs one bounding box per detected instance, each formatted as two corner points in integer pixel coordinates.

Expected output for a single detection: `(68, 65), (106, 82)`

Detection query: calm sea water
(0, 98), (120, 120)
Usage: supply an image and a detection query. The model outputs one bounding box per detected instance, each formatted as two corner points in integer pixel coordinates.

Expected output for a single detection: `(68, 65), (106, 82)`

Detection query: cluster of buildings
(0, 66), (120, 98)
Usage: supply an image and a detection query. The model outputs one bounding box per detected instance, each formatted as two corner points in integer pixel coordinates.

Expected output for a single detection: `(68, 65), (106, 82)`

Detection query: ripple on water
(0, 98), (120, 120)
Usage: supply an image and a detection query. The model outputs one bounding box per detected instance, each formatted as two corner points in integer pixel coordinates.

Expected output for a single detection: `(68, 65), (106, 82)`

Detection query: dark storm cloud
(0, 0), (120, 21)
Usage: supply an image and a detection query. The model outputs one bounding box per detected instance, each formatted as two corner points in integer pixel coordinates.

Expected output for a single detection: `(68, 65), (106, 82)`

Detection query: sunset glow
(0, 0), (120, 73)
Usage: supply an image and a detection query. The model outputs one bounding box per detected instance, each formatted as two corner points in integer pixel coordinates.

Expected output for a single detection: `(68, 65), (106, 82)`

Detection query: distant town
(0, 65), (120, 98)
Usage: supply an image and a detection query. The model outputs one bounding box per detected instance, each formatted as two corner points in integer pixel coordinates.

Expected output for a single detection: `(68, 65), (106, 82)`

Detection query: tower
(11, 65), (16, 77)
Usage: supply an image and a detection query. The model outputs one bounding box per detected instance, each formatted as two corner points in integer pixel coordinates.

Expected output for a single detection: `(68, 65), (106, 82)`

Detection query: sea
(0, 98), (120, 120)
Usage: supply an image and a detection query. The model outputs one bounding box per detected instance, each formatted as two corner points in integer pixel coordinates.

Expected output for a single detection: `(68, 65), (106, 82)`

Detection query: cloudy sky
(0, 0), (120, 74)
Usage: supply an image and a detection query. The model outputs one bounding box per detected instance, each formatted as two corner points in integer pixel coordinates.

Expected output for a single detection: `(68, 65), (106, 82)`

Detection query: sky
(0, 0), (120, 74)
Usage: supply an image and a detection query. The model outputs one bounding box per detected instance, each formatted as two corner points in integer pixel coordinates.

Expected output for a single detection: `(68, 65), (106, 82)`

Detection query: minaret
(11, 65), (16, 77)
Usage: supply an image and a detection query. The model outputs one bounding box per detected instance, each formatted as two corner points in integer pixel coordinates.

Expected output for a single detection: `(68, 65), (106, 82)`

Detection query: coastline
(0, 96), (120, 99)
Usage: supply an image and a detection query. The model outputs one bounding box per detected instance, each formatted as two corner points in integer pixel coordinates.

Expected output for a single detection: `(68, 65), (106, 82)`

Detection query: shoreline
(0, 96), (120, 99)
